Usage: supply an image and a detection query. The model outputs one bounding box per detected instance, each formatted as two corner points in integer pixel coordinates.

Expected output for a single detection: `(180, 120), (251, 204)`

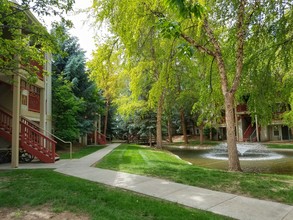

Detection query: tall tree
(162, 0), (293, 171)
(52, 26), (103, 139)
(92, 0), (182, 148)
(52, 76), (83, 141)
(87, 39), (121, 136)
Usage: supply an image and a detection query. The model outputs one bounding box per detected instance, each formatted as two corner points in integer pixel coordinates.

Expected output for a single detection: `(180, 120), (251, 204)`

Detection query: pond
(167, 143), (293, 175)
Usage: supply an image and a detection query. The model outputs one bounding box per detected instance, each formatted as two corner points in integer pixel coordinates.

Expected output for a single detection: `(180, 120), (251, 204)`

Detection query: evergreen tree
(52, 25), (103, 140)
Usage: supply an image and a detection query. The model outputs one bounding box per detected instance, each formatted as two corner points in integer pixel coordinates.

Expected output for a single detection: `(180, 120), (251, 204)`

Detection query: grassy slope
(0, 169), (230, 220)
(97, 144), (293, 205)
(266, 143), (293, 150)
(58, 145), (106, 159)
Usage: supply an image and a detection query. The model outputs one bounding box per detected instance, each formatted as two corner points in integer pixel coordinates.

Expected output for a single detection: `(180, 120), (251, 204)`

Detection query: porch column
(94, 119), (97, 145)
(98, 114), (101, 143)
(98, 114), (101, 133)
(255, 114), (259, 142)
(40, 88), (45, 133)
(11, 74), (21, 168)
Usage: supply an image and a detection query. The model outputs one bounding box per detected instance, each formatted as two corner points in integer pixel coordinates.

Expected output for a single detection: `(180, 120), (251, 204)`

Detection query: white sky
(30, 0), (98, 59)
(67, 0), (96, 59)
(19, 0), (108, 59)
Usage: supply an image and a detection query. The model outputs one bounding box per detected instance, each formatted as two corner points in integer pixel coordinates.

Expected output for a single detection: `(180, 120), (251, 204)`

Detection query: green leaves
(52, 76), (84, 141)
(52, 26), (103, 139)
(157, 17), (181, 39)
(0, 0), (75, 79)
(164, 0), (205, 19)
(177, 42), (195, 57)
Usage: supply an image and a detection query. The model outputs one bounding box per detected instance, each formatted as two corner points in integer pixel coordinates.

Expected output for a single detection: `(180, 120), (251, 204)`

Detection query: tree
(162, 0), (293, 171)
(52, 25), (103, 139)
(87, 39), (121, 137)
(0, 0), (74, 81)
(91, 0), (184, 148)
(52, 76), (83, 141)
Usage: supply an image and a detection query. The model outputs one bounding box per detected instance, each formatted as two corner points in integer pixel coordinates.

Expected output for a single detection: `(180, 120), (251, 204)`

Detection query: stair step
(1, 109), (57, 164)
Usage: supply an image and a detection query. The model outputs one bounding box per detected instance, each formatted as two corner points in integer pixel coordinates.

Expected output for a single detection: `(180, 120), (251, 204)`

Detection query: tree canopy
(0, 0), (74, 81)
(90, 0), (293, 171)
(52, 25), (103, 141)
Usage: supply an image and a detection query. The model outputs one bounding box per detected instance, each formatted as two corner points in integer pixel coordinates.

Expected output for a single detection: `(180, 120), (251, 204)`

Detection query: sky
(66, 0), (96, 59)
(15, 0), (97, 59)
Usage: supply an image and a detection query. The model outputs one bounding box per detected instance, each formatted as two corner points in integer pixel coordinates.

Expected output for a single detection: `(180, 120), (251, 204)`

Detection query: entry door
(282, 126), (289, 140)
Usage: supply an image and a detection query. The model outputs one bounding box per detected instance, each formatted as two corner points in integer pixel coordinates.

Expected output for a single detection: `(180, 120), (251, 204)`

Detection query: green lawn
(0, 169), (230, 220)
(96, 144), (293, 205)
(266, 143), (293, 150)
(58, 145), (106, 159)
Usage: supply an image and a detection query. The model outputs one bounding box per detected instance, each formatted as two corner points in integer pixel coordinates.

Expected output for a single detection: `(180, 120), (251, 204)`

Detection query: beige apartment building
(0, 5), (56, 167)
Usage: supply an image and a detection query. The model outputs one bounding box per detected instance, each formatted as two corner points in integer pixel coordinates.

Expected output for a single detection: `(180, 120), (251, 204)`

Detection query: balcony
(21, 80), (40, 113)
(28, 92), (40, 112)
(29, 60), (44, 80)
(236, 104), (248, 112)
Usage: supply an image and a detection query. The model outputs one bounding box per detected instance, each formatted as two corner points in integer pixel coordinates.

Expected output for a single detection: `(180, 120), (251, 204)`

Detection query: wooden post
(234, 106), (239, 142)
(11, 74), (21, 168)
(255, 114), (259, 142)
(40, 88), (45, 133)
(94, 119), (97, 145)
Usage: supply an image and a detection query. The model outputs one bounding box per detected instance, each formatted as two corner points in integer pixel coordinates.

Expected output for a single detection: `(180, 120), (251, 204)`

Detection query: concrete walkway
(1, 143), (293, 220)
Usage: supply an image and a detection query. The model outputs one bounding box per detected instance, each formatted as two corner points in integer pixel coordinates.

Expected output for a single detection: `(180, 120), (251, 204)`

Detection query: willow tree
(87, 39), (121, 136)
(92, 0), (178, 148)
(161, 0), (293, 171)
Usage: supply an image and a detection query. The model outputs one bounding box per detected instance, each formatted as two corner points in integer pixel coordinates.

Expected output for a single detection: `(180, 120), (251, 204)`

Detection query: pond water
(167, 144), (293, 175)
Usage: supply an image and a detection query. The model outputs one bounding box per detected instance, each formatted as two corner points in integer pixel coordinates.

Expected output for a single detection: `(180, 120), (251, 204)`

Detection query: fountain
(203, 143), (283, 161)
(167, 142), (293, 174)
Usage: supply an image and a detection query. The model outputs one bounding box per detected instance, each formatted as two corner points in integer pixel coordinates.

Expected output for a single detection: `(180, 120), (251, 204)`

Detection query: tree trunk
(167, 116), (173, 143)
(103, 98), (110, 136)
(225, 93), (242, 171)
(179, 0), (246, 171)
(199, 123), (204, 145)
(149, 128), (152, 147)
(180, 109), (188, 144)
(156, 95), (164, 148)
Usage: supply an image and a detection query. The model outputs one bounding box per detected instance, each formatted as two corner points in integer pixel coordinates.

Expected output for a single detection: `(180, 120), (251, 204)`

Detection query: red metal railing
(96, 131), (107, 145)
(0, 109), (12, 134)
(28, 92), (40, 112)
(20, 122), (56, 162)
(29, 60), (44, 80)
(243, 124), (255, 141)
(20, 116), (40, 131)
(236, 104), (248, 112)
(20, 60), (44, 81)
(0, 108), (56, 163)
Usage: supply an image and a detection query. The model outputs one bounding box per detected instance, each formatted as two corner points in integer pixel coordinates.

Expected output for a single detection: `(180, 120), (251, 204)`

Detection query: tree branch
(203, 18), (229, 94)
(231, 0), (247, 94)
(180, 33), (216, 57)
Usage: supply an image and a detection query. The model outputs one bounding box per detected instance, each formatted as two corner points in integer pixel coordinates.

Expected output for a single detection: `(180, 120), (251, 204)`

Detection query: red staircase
(0, 109), (57, 163)
(96, 132), (107, 145)
(243, 124), (255, 142)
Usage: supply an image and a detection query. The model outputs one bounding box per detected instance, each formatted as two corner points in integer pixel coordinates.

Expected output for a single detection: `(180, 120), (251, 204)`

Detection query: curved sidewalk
(1, 143), (293, 220)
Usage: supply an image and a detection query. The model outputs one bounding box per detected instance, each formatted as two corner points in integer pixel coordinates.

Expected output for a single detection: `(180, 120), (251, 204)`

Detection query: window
(273, 126), (279, 136)
(21, 94), (28, 106)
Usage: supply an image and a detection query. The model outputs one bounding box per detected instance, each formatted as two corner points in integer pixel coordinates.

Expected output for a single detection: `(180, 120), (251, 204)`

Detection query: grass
(0, 169), (230, 220)
(96, 144), (293, 205)
(266, 143), (293, 150)
(58, 145), (106, 159)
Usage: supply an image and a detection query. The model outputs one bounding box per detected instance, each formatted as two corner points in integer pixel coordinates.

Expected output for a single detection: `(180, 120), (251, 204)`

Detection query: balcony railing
(236, 104), (248, 112)
(29, 60), (44, 80)
(28, 92), (40, 112)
